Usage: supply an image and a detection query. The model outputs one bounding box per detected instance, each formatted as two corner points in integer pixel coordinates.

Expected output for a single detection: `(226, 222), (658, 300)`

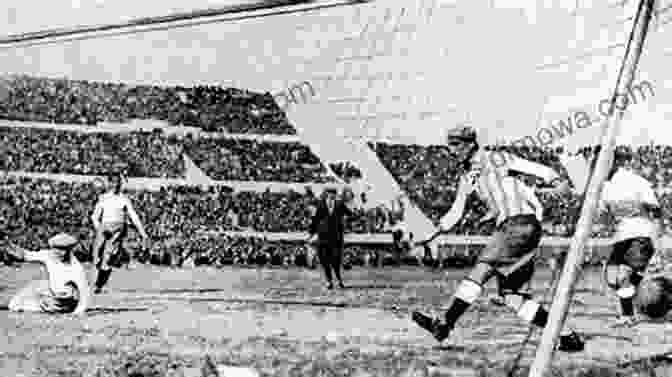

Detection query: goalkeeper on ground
(3, 233), (90, 315)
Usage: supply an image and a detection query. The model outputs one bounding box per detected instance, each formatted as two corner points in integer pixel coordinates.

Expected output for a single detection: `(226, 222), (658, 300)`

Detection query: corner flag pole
(528, 1), (656, 376)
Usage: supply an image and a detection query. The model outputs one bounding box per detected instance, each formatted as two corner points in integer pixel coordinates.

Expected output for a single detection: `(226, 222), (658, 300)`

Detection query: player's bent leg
(9, 280), (50, 313)
(92, 230), (106, 268)
(411, 262), (494, 343)
(635, 276), (672, 319)
(94, 268), (112, 294)
(607, 238), (655, 325)
(605, 264), (637, 327)
(498, 257), (584, 352)
(501, 293), (584, 351)
(94, 228), (124, 294)
(493, 252), (536, 302)
(38, 283), (80, 314)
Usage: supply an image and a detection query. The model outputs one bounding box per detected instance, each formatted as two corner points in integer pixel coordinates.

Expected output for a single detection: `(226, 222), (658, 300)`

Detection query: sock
(445, 280), (482, 327)
(619, 298), (635, 316)
(505, 294), (574, 336)
(530, 305), (548, 328)
(505, 294), (549, 328)
(443, 298), (471, 328)
(95, 269), (112, 290)
(525, 302), (574, 335)
(616, 285), (636, 317)
(630, 271), (643, 287)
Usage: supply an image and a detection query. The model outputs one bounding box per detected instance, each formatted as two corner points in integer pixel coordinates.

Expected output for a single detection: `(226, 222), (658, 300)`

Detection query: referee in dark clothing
(307, 188), (356, 290)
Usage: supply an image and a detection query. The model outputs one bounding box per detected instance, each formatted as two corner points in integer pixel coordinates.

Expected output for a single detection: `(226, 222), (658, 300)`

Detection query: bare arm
(521, 183), (544, 221)
(437, 176), (474, 232)
(5, 243), (47, 263)
(124, 201), (148, 240)
(507, 154), (561, 183)
(641, 183), (664, 234)
(506, 154), (572, 196)
(90, 201), (103, 230)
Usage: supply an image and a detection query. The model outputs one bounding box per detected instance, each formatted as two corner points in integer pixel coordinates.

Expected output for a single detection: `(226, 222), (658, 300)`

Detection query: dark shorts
(40, 294), (79, 314)
(94, 223), (127, 270)
(472, 214), (542, 292)
(608, 237), (655, 272)
(478, 214), (542, 266)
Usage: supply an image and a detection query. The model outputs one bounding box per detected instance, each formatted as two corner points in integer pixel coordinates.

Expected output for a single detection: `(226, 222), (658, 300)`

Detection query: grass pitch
(1, 261), (671, 377)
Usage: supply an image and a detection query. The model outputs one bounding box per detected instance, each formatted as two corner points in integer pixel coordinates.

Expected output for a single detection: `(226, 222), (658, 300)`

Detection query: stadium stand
(0, 126), (185, 178)
(0, 74), (295, 134)
(3, 75), (672, 268)
(183, 137), (331, 182)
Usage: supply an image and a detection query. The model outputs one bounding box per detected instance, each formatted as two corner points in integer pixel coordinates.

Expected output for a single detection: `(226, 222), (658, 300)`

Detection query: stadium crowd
(0, 176), (392, 249)
(374, 142), (672, 235)
(184, 137), (331, 182)
(0, 126), (335, 182)
(0, 175), (404, 267)
(2, 72), (672, 267)
(2, 153), (671, 268)
(0, 126), (185, 178)
(0, 74), (295, 135)
(329, 161), (363, 181)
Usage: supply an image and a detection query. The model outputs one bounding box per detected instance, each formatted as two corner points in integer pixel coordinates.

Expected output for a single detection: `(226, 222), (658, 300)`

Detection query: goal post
(528, 1), (658, 376)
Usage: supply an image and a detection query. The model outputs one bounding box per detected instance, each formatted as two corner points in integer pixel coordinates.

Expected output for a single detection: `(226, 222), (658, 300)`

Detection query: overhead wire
(535, 2), (672, 71)
(0, 0), (371, 50)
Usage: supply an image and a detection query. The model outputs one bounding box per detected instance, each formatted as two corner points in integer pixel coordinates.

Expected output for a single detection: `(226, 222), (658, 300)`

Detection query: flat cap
(323, 185), (339, 194)
(445, 126), (477, 143)
(48, 233), (79, 249)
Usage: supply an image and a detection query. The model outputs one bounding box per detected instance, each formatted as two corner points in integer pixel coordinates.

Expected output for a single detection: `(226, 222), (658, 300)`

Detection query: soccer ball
(634, 276), (672, 319)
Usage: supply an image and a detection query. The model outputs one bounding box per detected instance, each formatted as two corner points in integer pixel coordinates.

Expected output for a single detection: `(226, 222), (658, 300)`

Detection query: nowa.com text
(489, 80), (655, 168)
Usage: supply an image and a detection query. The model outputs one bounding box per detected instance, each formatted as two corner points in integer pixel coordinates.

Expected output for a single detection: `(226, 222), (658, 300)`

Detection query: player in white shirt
(90, 173), (150, 294)
(4, 233), (90, 315)
(593, 148), (663, 326)
(411, 126), (584, 352)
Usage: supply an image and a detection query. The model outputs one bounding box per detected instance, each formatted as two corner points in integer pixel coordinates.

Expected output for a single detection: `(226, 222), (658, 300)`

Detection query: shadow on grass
(126, 295), (414, 310)
(571, 312), (618, 320)
(86, 307), (149, 316)
(433, 344), (470, 352)
(0, 305), (148, 315)
(186, 297), (351, 308)
(117, 288), (229, 294)
(341, 284), (404, 290)
(580, 331), (633, 342)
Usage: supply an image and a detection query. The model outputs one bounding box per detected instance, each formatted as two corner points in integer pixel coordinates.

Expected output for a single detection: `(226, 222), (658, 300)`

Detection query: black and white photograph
(1, 0), (672, 376)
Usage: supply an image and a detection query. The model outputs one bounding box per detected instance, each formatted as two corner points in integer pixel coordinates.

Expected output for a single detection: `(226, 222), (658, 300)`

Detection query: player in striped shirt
(4, 233), (90, 315)
(411, 126), (585, 352)
(592, 148), (664, 326)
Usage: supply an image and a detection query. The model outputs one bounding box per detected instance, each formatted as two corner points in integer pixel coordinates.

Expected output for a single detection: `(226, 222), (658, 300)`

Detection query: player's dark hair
(587, 146), (632, 181)
(458, 141), (480, 172)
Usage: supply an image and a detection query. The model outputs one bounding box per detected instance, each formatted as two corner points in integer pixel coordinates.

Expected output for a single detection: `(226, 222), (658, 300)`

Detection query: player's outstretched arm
(507, 154), (560, 182)
(125, 201), (149, 244)
(90, 201), (103, 230)
(418, 176), (473, 245)
(507, 154), (570, 194)
(4, 243), (46, 263)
